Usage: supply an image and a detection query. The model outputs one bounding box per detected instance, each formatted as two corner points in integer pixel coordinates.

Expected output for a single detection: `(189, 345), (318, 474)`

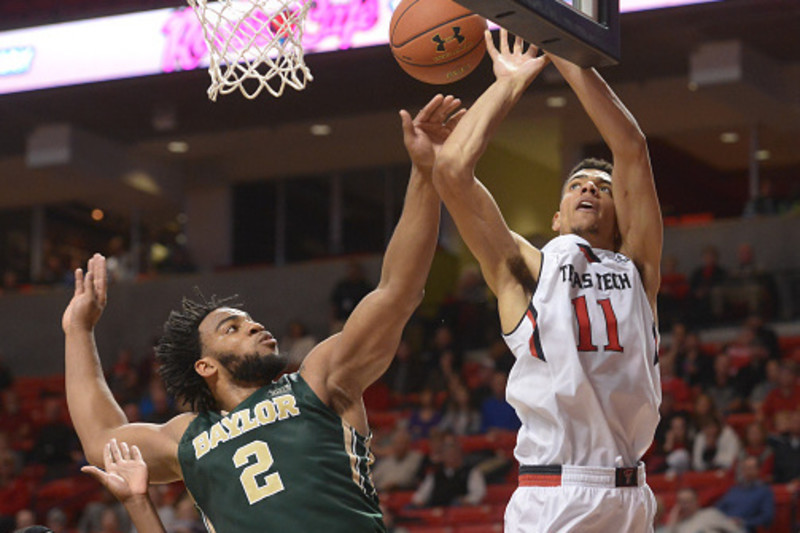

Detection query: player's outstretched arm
(549, 55), (662, 306)
(63, 254), (189, 482)
(433, 29), (548, 330)
(82, 439), (167, 533)
(302, 95), (458, 420)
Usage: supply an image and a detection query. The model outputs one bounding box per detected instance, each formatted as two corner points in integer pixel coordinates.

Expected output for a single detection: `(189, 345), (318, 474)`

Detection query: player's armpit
(90, 413), (195, 484)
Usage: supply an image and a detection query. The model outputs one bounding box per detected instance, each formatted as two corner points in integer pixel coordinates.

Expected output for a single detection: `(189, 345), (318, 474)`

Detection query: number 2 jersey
(177, 372), (385, 533)
(503, 234), (661, 468)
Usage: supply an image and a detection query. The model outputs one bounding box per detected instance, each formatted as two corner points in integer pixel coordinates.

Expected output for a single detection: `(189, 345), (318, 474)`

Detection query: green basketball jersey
(177, 372), (386, 532)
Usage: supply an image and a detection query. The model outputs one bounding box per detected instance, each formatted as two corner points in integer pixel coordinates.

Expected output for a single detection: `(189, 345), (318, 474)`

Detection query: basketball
(389, 0), (487, 85)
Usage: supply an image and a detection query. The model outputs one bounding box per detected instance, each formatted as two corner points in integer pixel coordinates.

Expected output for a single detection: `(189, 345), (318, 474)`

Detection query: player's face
(552, 172), (617, 248)
(198, 308), (287, 385)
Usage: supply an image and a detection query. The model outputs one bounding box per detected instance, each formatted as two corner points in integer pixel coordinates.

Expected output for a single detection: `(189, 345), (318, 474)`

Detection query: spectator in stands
(739, 422), (774, 482)
(722, 243), (779, 320)
(28, 394), (81, 480)
(138, 378), (177, 425)
(716, 455), (775, 533)
(372, 427), (424, 492)
(105, 236), (135, 283)
(407, 388), (443, 441)
(410, 434), (486, 507)
(438, 379), (481, 436)
(689, 245), (727, 325)
(0, 390), (33, 448)
(706, 354), (743, 415)
(658, 255), (690, 330)
(281, 320), (316, 373)
(749, 359), (780, 413)
(657, 487), (744, 533)
(0, 448), (30, 529)
(691, 392), (720, 432)
(744, 315), (780, 361)
(768, 409), (800, 485)
(439, 265), (493, 350)
(77, 488), (132, 533)
(44, 508), (68, 533)
(107, 349), (140, 406)
(329, 260), (373, 333)
(692, 417), (741, 472)
(172, 492), (206, 533)
(661, 414), (693, 475)
(379, 503), (409, 533)
(760, 361), (800, 430)
(383, 339), (427, 399)
(421, 325), (462, 393)
(14, 509), (37, 531)
(659, 351), (692, 405)
(147, 485), (176, 531)
(479, 371), (520, 434)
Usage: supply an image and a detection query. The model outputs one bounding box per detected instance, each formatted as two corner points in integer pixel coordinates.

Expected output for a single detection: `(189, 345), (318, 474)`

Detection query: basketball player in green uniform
(62, 94), (465, 532)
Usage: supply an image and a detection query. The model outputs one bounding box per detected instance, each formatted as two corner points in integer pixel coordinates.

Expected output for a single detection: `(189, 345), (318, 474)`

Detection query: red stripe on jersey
(519, 474), (562, 487)
(526, 309), (538, 358)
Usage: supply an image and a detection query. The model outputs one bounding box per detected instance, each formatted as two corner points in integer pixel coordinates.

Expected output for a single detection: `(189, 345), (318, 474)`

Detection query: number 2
(233, 440), (285, 505)
(571, 296), (623, 352)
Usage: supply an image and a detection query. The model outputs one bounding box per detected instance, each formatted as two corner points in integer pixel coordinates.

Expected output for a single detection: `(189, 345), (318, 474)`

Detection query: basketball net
(187, 0), (313, 100)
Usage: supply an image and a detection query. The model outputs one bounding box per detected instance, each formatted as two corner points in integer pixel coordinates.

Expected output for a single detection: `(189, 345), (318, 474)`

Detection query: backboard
(453, 0), (620, 67)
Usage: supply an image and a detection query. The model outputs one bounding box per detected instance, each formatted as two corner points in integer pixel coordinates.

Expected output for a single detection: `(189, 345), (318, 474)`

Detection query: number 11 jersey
(503, 234), (661, 468)
(177, 372), (385, 532)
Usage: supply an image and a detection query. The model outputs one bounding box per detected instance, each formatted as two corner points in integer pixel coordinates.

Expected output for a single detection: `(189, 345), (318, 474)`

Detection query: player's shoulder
(165, 411), (199, 440)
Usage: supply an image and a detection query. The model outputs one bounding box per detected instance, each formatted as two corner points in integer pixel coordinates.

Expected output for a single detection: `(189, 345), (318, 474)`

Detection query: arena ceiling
(0, 0), (797, 226)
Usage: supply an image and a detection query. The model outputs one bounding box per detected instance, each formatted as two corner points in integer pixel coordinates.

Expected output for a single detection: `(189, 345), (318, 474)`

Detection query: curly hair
(155, 293), (240, 413)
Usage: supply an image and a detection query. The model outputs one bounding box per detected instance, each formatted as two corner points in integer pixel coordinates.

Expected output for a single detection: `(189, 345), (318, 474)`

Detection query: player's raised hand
(62, 253), (108, 333)
(485, 28), (550, 86)
(82, 439), (149, 503)
(400, 94), (466, 172)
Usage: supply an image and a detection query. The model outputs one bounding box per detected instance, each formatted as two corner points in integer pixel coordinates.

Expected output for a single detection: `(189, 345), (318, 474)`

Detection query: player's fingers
(446, 108), (468, 130)
(442, 96), (462, 118)
(417, 94), (443, 123)
(399, 110), (414, 138)
(73, 268), (84, 296)
(131, 444), (143, 463)
(484, 31), (498, 60)
(119, 441), (131, 460)
(109, 438), (123, 463)
(102, 441), (113, 468)
(81, 465), (106, 482)
(514, 35), (524, 55)
(93, 254), (108, 307)
(433, 95), (455, 123)
(499, 28), (510, 55)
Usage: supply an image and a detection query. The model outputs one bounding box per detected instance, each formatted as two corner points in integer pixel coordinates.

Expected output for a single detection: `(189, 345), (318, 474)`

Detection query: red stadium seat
(405, 527), (453, 533)
(484, 483), (515, 504)
(456, 523), (503, 533)
(725, 412), (756, 438)
(646, 472), (680, 492)
(400, 507), (447, 526)
(444, 505), (492, 525)
(769, 484), (797, 533)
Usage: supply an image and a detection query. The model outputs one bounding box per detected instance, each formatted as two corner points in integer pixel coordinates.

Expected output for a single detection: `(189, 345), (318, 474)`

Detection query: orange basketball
(389, 0), (487, 85)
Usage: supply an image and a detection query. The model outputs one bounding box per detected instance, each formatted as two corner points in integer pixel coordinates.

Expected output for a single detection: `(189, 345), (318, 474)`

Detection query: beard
(216, 352), (289, 385)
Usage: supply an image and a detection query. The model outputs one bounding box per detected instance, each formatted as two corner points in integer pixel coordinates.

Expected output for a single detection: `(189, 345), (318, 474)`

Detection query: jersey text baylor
(178, 372), (385, 532)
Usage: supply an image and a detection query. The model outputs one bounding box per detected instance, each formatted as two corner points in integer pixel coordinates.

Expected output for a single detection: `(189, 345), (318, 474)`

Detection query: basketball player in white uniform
(432, 30), (663, 532)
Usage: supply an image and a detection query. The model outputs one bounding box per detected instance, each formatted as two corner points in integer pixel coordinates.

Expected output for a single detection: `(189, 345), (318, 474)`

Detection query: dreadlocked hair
(155, 292), (240, 413)
(568, 157), (613, 178)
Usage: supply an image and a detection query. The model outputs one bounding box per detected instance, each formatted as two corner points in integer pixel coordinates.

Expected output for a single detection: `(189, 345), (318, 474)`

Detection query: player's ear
(551, 211), (561, 233)
(195, 357), (217, 378)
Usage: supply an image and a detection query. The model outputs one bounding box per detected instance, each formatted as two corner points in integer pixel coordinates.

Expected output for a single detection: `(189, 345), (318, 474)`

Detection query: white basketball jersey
(503, 234), (661, 468)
